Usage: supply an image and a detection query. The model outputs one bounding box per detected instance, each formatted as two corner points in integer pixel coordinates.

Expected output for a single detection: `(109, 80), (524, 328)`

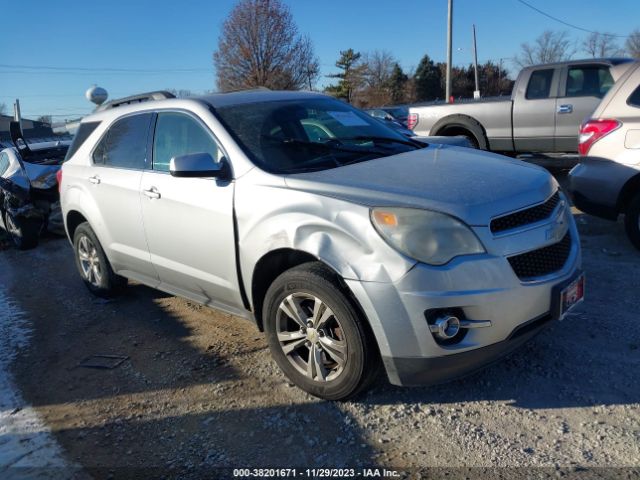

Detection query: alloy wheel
(77, 234), (103, 287)
(276, 292), (348, 382)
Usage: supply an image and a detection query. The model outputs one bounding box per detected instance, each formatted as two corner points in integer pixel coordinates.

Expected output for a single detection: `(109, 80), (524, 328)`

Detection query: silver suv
(60, 90), (584, 400)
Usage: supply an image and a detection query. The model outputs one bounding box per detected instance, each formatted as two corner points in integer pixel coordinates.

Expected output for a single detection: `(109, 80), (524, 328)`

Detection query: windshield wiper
(261, 135), (384, 155)
(342, 135), (421, 148)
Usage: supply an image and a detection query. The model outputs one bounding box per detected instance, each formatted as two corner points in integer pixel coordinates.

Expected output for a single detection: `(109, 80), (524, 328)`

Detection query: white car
(569, 61), (640, 249)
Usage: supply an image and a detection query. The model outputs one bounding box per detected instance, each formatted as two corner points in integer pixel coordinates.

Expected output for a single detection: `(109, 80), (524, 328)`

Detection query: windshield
(214, 97), (421, 174)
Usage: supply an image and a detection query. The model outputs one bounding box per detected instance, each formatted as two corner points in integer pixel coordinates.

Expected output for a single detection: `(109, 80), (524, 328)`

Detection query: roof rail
(95, 90), (176, 112)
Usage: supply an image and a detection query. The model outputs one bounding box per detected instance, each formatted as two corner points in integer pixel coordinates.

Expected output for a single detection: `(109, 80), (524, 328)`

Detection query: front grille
(491, 192), (560, 234)
(508, 232), (572, 280)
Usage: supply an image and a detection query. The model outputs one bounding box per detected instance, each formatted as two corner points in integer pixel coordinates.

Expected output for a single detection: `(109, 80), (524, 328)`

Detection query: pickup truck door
(139, 111), (245, 314)
(512, 67), (560, 152)
(555, 63), (614, 152)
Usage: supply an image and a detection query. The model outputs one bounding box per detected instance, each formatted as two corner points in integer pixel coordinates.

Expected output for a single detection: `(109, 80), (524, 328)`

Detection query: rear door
(140, 111), (244, 313)
(512, 67), (560, 152)
(555, 63), (615, 152)
(87, 112), (159, 285)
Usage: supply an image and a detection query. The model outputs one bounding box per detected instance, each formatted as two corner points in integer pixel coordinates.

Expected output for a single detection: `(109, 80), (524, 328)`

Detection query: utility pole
(445, 0), (453, 103)
(13, 99), (22, 133)
(472, 24), (480, 99)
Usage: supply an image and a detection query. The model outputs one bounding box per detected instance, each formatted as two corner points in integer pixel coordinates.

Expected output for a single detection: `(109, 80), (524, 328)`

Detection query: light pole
(445, 0), (453, 103)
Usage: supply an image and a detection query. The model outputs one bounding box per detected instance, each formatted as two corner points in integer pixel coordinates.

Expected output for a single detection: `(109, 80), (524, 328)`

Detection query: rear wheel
(263, 262), (379, 400)
(3, 211), (39, 250)
(73, 222), (127, 296)
(624, 193), (640, 250)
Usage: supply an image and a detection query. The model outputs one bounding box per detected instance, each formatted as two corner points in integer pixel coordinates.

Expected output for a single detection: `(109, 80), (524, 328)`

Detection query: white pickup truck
(409, 58), (635, 156)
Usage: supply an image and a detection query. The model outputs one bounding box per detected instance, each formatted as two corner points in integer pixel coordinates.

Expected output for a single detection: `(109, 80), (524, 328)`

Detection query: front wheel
(624, 193), (640, 250)
(263, 262), (379, 400)
(3, 211), (39, 250)
(73, 222), (127, 296)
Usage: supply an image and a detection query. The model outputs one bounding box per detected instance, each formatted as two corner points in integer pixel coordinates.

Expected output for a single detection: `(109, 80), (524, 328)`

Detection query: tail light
(578, 118), (621, 156)
(56, 169), (62, 193)
(407, 113), (418, 130)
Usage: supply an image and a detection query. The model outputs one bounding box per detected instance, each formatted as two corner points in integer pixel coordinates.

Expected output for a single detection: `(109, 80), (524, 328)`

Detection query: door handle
(88, 175), (101, 185)
(557, 104), (573, 114)
(143, 187), (161, 199)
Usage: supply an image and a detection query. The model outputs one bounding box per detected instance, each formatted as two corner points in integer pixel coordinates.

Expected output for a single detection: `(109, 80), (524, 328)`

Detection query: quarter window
(152, 112), (222, 172)
(0, 153), (9, 176)
(92, 114), (151, 169)
(526, 69), (554, 100)
(628, 84), (640, 108)
(566, 66), (613, 98)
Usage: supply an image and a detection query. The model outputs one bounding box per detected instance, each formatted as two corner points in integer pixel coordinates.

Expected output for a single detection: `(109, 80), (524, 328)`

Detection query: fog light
(432, 315), (461, 340)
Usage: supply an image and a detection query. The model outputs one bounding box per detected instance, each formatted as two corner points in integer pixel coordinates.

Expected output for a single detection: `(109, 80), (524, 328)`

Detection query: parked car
(568, 61), (640, 249)
(60, 90), (584, 400)
(364, 108), (415, 137)
(381, 106), (409, 126)
(0, 124), (69, 249)
(409, 58), (635, 157)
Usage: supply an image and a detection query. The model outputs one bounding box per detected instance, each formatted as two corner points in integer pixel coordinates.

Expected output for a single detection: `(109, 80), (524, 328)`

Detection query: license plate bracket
(551, 271), (585, 320)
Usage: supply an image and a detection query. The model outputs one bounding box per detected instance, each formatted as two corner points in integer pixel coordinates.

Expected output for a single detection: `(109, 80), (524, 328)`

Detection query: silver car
(60, 90), (584, 400)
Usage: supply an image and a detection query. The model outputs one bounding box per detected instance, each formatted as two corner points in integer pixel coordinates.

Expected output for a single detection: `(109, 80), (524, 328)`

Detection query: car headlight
(371, 207), (485, 265)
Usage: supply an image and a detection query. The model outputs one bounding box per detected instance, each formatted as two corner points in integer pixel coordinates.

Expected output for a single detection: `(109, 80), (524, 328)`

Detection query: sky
(0, 0), (637, 121)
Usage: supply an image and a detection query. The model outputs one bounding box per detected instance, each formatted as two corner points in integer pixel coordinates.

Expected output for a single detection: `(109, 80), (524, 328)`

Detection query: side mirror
(169, 152), (230, 179)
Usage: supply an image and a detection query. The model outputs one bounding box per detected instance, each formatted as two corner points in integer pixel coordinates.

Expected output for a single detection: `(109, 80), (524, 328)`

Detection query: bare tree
(627, 29), (640, 59)
(359, 50), (396, 106)
(515, 30), (576, 67)
(213, 0), (319, 91)
(583, 32), (622, 58)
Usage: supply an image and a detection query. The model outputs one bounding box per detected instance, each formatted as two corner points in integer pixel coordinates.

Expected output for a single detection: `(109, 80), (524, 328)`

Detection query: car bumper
(568, 157), (639, 220)
(345, 218), (582, 387)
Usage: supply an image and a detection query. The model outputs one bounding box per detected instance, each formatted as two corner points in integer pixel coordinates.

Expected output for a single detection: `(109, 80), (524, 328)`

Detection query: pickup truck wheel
(263, 263), (379, 401)
(73, 222), (127, 297)
(624, 193), (640, 250)
(3, 211), (39, 250)
(433, 115), (488, 150)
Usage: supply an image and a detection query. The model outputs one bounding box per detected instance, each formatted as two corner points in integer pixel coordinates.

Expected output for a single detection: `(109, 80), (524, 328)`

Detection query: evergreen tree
(387, 63), (408, 104)
(325, 49), (367, 103)
(414, 54), (443, 101)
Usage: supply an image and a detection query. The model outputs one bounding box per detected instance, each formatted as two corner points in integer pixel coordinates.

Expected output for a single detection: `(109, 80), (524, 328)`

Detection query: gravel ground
(0, 180), (639, 479)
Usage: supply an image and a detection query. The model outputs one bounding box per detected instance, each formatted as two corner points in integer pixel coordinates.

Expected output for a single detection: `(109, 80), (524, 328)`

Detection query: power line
(0, 63), (211, 73)
(515, 0), (630, 38)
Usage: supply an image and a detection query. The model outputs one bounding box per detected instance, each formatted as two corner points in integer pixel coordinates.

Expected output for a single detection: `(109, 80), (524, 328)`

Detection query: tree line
(208, 0), (640, 108)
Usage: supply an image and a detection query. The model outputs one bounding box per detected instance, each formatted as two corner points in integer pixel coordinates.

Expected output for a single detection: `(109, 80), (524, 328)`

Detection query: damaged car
(0, 122), (69, 249)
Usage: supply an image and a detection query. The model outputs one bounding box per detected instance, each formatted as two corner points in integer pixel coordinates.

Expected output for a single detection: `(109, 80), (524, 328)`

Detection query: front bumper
(568, 157), (639, 220)
(345, 206), (582, 387)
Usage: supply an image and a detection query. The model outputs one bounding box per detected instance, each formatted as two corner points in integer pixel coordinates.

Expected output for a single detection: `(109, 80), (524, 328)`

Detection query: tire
(432, 114), (488, 150)
(3, 211), (39, 250)
(263, 262), (380, 401)
(624, 193), (640, 250)
(73, 222), (127, 296)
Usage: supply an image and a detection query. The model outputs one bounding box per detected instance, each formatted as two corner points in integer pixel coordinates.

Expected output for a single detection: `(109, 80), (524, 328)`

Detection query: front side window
(566, 66), (613, 98)
(152, 112), (222, 172)
(93, 113), (151, 169)
(526, 69), (554, 100)
(214, 97), (419, 174)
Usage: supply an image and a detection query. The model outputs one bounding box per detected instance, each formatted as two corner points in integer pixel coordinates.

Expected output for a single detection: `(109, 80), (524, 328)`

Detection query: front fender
(234, 170), (416, 302)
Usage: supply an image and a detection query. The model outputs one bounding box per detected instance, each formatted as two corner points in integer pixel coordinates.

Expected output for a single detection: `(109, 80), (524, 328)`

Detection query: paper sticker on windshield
(327, 111), (369, 127)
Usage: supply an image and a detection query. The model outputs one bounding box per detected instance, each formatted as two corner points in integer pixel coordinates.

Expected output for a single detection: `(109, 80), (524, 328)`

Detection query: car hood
(283, 144), (556, 226)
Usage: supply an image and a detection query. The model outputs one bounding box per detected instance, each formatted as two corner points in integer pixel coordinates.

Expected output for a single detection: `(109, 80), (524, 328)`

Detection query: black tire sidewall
(263, 265), (370, 400)
(4, 211), (39, 250)
(625, 194), (640, 250)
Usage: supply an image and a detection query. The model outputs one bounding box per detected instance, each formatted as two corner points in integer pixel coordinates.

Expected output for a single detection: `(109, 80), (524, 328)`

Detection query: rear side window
(64, 121), (100, 161)
(566, 65), (613, 98)
(93, 113), (151, 169)
(628, 84), (640, 108)
(526, 69), (554, 99)
(152, 112), (222, 172)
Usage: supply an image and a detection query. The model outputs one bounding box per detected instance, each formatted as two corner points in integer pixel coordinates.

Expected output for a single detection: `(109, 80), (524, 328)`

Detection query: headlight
(371, 207), (485, 265)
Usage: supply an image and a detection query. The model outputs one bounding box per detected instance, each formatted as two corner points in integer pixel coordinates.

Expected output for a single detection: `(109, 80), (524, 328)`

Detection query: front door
(140, 111), (244, 313)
